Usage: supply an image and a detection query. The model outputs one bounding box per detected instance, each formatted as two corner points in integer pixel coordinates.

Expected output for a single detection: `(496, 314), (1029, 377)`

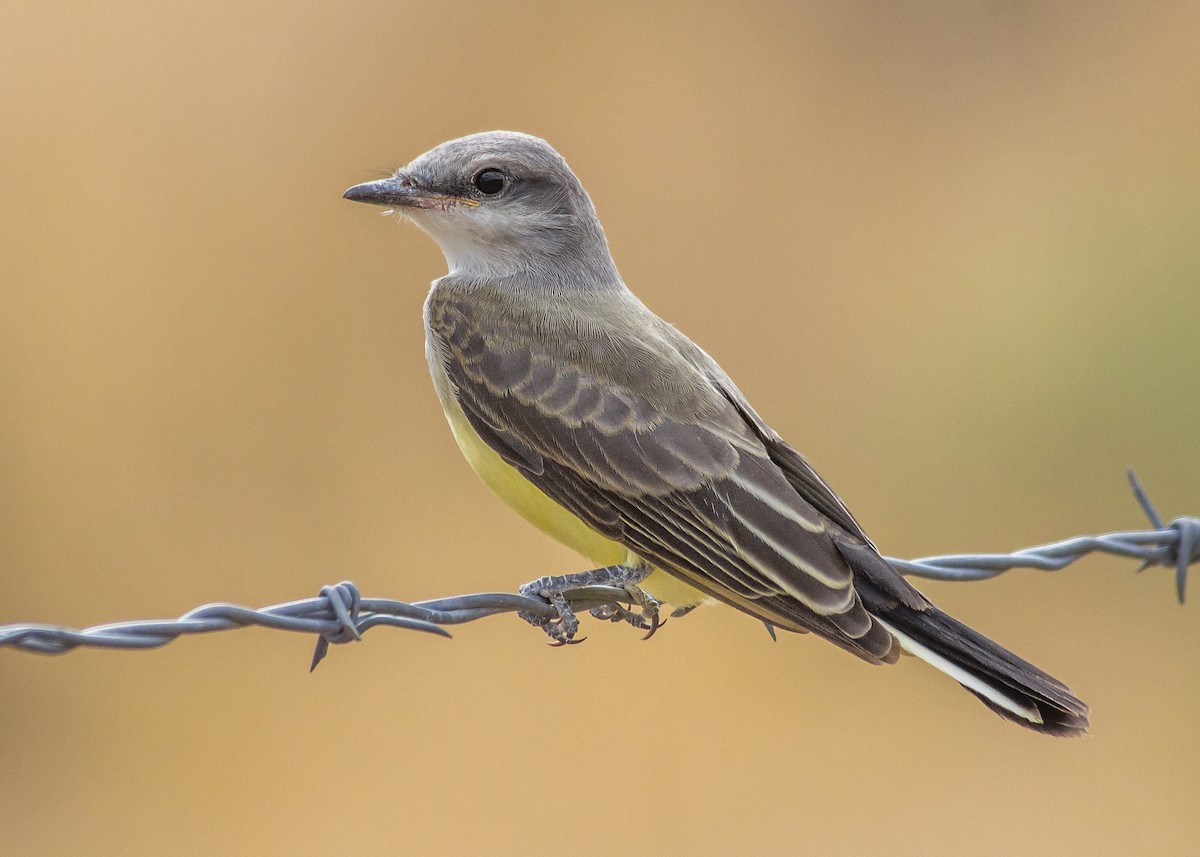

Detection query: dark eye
(473, 169), (506, 195)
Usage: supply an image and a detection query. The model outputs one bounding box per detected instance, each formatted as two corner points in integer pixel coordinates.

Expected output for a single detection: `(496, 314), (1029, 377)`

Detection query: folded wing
(427, 290), (899, 663)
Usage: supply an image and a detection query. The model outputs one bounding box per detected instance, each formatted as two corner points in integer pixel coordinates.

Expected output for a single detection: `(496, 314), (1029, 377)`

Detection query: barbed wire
(1, 471), (1194, 668)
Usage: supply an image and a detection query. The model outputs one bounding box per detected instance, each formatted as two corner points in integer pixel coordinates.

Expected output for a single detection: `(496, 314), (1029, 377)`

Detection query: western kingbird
(344, 131), (1088, 736)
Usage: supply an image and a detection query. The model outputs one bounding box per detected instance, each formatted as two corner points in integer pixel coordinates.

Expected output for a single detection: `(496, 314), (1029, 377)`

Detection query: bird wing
(426, 287), (899, 662)
(655, 323), (934, 615)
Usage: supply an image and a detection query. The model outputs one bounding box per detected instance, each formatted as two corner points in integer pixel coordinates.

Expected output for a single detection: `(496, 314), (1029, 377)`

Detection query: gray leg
(519, 563), (660, 645)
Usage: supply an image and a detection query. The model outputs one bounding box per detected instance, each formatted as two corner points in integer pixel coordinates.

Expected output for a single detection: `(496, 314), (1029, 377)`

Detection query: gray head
(344, 131), (620, 285)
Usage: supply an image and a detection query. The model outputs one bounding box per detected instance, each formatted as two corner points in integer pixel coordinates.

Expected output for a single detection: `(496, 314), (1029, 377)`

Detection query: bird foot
(590, 587), (665, 639)
(517, 589), (584, 646)
(518, 564), (653, 644)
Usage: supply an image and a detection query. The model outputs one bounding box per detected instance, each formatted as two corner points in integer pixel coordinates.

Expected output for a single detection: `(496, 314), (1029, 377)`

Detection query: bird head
(344, 131), (617, 283)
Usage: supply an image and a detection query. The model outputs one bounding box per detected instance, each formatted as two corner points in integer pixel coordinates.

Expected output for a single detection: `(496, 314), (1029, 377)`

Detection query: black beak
(343, 175), (434, 208)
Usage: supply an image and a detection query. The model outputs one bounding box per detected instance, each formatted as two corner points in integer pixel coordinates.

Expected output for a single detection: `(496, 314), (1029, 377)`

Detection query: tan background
(2, 2), (1198, 854)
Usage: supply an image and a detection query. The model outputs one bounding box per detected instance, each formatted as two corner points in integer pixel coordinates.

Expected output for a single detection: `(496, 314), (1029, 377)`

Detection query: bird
(343, 130), (1089, 736)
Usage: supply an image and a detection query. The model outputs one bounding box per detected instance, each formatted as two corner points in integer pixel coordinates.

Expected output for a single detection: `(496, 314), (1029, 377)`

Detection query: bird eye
(473, 169), (506, 195)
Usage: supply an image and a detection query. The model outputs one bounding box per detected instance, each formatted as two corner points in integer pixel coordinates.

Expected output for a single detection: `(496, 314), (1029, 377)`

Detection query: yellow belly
(444, 406), (708, 608)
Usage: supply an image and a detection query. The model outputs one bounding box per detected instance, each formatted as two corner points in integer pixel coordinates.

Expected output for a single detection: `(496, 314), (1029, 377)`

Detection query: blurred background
(2, 1), (1198, 854)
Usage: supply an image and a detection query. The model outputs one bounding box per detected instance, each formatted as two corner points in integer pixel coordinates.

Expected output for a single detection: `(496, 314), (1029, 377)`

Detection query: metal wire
(2, 471), (1194, 667)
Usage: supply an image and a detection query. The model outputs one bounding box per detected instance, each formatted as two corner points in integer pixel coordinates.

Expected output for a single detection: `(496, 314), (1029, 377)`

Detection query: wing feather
(426, 287), (895, 662)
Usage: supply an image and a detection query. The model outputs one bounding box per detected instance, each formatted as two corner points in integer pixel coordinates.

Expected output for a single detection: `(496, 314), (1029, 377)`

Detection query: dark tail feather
(833, 537), (1090, 736)
(875, 603), (1090, 737)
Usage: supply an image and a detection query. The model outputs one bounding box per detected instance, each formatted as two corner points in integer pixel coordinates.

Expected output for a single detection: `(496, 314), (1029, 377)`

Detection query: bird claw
(518, 589), (583, 645)
(641, 609), (665, 641)
(589, 587), (664, 640)
(548, 635), (587, 647)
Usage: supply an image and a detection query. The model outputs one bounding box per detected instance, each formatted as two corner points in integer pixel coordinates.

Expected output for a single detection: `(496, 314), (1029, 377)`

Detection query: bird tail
(873, 605), (1090, 737)
(831, 536), (1090, 736)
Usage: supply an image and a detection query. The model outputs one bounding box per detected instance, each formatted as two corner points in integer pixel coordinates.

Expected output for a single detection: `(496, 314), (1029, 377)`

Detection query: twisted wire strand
(2, 472), (1194, 666)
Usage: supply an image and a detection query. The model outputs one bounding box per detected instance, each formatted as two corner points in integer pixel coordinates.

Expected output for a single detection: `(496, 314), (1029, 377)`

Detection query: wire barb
(1126, 469), (1195, 603)
(1, 474), (1194, 662)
